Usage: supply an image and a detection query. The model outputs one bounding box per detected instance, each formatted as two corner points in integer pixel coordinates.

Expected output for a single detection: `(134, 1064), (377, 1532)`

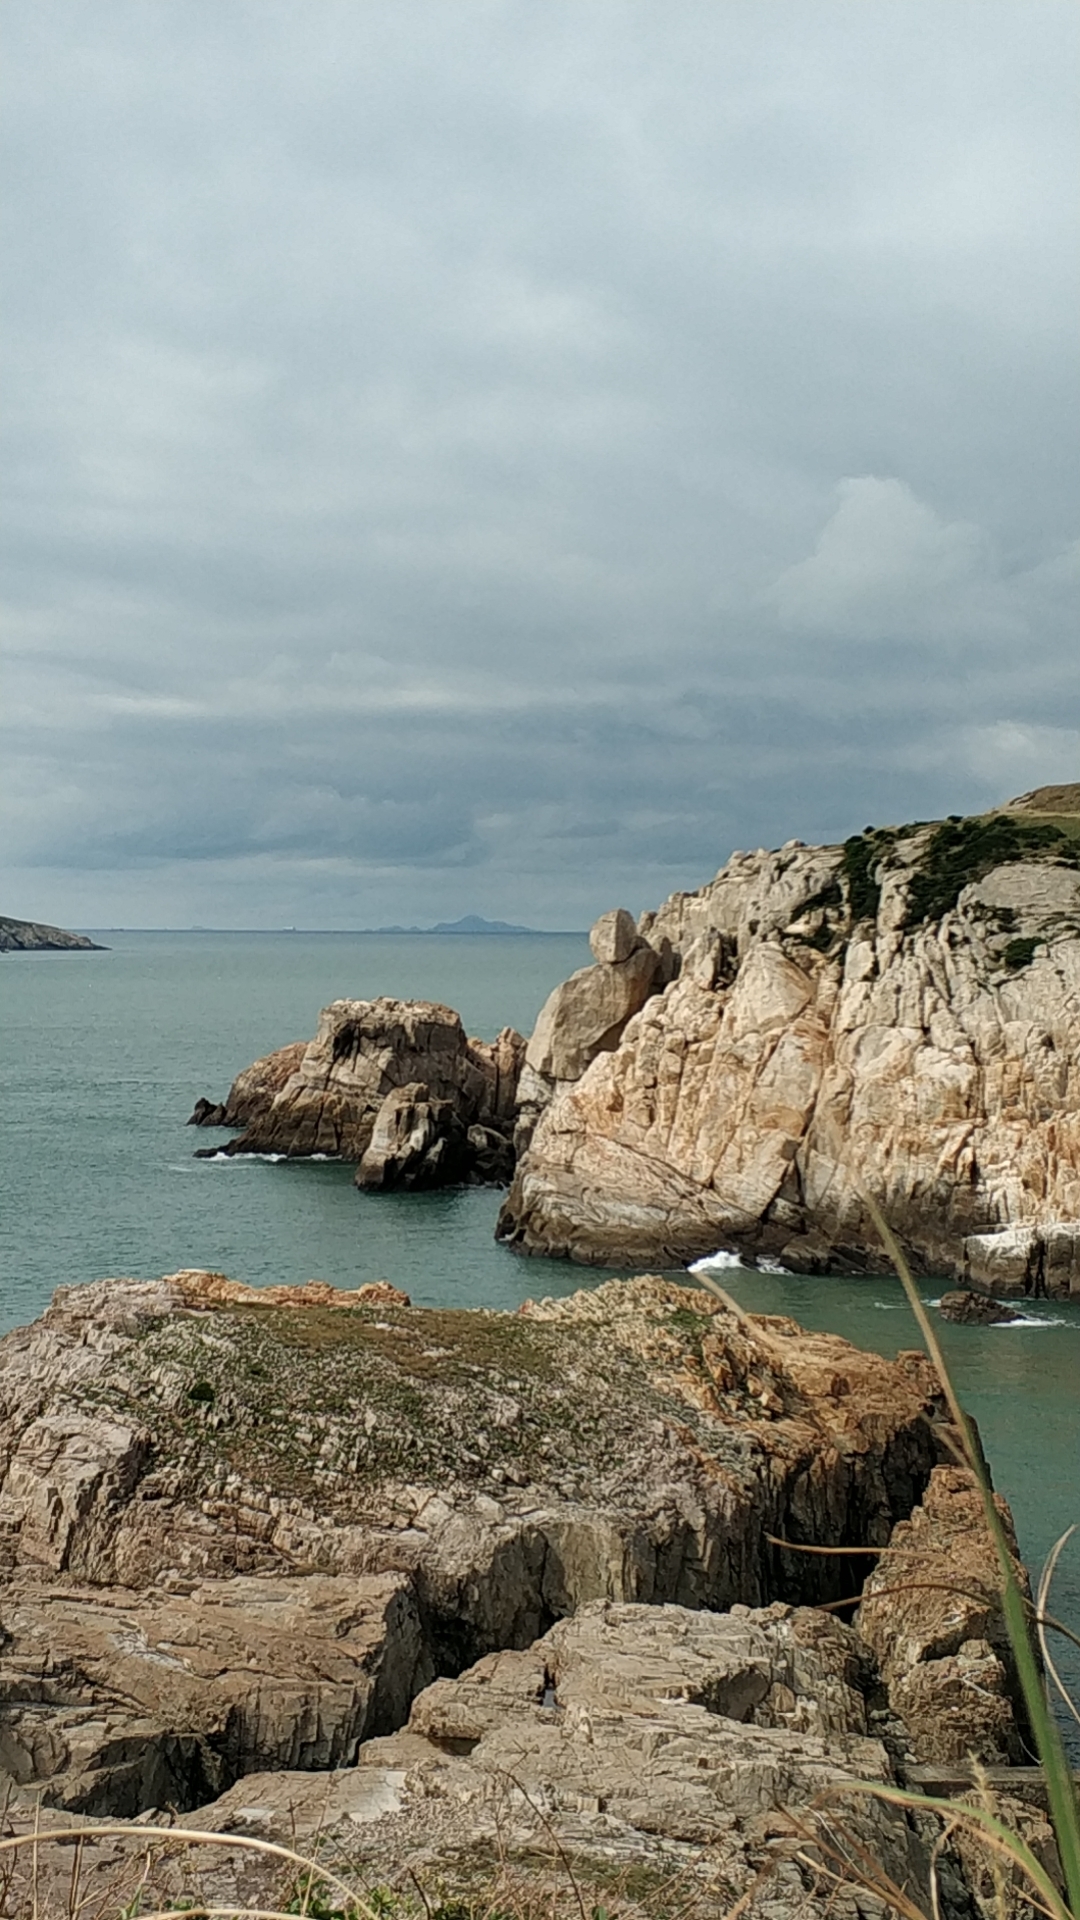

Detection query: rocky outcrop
(500, 803), (1080, 1289)
(938, 1290), (1021, 1326)
(856, 1465), (1031, 1765)
(189, 1039), (307, 1129)
(183, 1599), (933, 1918)
(0, 1571), (428, 1814)
(0, 1270), (950, 1813)
(191, 999), (525, 1187)
(0, 914), (105, 952)
(514, 908), (666, 1152)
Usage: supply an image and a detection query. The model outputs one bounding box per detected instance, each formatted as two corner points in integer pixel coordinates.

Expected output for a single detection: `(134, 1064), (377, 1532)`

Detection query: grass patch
(904, 814), (1078, 928)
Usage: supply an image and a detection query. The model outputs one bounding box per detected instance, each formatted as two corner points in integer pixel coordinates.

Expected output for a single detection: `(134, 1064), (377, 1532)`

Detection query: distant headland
(0, 915), (106, 953)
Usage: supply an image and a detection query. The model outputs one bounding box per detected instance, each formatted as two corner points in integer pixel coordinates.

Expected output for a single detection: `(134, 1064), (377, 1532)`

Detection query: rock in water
(938, 1289), (1022, 1325)
(500, 804), (1080, 1289)
(190, 999), (524, 1186)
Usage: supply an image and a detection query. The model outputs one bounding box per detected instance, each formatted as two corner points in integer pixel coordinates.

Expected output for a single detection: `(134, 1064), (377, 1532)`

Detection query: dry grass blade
(829, 1781), (1067, 1920)
(1037, 1528), (1080, 1732)
(0, 1823), (376, 1920)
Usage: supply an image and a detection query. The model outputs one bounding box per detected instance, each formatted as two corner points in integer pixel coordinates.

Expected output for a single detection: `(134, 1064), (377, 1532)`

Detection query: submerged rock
(938, 1289), (1022, 1326)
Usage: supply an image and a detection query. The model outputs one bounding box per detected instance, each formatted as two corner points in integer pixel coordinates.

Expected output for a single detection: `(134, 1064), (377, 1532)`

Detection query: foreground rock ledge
(0, 1269), (952, 1816)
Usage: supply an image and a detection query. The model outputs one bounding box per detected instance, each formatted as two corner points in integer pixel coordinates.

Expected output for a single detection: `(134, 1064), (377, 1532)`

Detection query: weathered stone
(356, 1083), (471, 1190)
(190, 1040), (306, 1130)
(0, 1272), (942, 1681)
(524, 944), (660, 1083)
(185, 1602), (932, 1920)
(938, 1290), (1021, 1326)
(195, 1001), (524, 1175)
(0, 1570), (427, 1814)
(857, 1465), (1030, 1764)
(589, 905), (640, 964)
(502, 810), (1080, 1286)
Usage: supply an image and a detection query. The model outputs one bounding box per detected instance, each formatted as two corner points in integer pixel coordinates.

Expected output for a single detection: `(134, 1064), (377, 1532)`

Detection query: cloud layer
(3, 1), (1078, 927)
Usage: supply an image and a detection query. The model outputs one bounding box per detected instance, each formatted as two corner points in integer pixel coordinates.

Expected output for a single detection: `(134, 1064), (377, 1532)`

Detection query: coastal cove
(2, 928), (1080, 1750)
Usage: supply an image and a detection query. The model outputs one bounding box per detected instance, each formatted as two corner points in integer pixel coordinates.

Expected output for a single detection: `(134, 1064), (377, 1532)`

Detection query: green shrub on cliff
(904, 814), (1076, 929)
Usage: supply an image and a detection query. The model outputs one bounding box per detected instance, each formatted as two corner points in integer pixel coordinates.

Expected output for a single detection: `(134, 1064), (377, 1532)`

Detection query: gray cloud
(2, 1), (1078, 927)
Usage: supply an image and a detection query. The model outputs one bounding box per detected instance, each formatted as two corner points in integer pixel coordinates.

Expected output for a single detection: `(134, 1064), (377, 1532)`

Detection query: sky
(2, 2), (1078, 931)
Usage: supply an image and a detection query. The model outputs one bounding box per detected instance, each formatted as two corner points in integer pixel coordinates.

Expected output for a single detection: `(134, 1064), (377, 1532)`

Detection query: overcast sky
(3, 2), (1078, 929)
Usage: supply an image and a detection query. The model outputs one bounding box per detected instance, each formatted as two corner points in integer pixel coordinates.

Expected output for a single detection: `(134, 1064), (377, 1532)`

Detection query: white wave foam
(205, 1150), (286, 1163)
(757, 1256), (790, 1275)
(688, 1250), (746, 1273)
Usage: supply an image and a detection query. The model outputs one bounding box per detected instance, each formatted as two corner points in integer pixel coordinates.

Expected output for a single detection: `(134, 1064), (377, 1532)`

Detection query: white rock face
(500, 816), (1080, 1291)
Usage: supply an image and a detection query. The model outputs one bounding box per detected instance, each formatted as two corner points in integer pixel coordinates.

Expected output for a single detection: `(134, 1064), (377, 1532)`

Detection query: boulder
(588, 905), (640, 964)
(356, 1084), (472, 1190)
(856, 1465), (1031, 1764)
(525, 945), (661, 1085)
(502, 808), (1080, 1285)
(938, 1289), (1021, 1326)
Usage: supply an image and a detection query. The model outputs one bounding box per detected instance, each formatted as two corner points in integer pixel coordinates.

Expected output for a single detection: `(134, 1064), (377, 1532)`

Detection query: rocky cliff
(499, 795), (1080, 1290)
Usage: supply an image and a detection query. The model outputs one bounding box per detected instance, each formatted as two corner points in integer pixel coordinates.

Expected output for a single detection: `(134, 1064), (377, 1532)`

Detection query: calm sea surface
(2, 930), (1078, 1741)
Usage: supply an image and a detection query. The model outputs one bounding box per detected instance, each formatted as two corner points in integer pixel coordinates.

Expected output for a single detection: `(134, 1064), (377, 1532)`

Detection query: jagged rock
(191, 1002), (525, 1188)
(189, 1040), (306, 1129)
(0, 915), (105, 952)
(356, 1084), (472, 1190)
(0, 1269), (948, 1819)
(938, 1289), (1021, 1326)
(856, 1465), (1031, 1765)
(0, 1570), (428, 1814)
(185, 1601), (933, 1919)
(502, 806), (1080, 1286)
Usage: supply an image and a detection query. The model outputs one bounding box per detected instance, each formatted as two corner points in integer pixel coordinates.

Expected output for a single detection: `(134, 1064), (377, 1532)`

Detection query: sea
(2, 929), (1079, 1744)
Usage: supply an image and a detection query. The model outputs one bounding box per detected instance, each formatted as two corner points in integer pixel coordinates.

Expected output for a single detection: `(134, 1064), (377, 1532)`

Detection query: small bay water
(2, 929), (1078, 1745)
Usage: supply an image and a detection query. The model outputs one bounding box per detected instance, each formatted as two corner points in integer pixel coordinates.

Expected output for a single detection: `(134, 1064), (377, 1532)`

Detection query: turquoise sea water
(2, 930), (1078, 1743)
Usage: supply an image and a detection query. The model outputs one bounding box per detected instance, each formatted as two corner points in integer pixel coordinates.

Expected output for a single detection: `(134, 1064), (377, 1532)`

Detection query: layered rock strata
(191, 998), (525, 1187)
(0, 1269), (949, 1813)
(181, 1599), (934, 1918)
(499, 804), (1080, 1288)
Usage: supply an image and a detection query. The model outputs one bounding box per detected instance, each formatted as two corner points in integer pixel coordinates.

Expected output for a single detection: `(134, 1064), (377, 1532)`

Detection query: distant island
(0, 914), (106, 953)
(367, 914), (542, 935)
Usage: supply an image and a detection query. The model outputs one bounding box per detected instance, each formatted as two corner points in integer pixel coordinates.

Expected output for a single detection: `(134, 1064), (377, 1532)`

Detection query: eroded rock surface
(182, 1602), (935, 1920)
(857, 1465), (1031, 1765)
(500, 805), (1080, 1286)
(191, 999), (524, 1185)
(0, 1571), (427, 1814)
(0, 914), (105, 952)
(0, 1270), (948, 1813)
